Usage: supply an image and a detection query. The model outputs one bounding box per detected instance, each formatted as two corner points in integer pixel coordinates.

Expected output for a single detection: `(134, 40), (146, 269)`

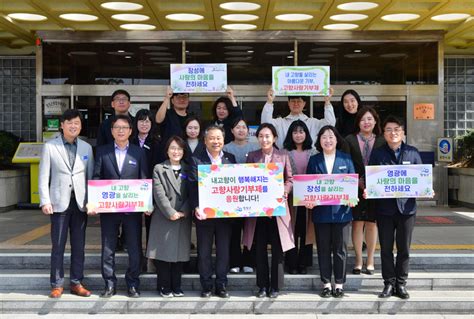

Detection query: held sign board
(366, 165), (434, 199)
(293, 174), (359, 206)
(170, 63), (227, 93)
(272, 66), (330, 96)
(87, 179), (153, 213)
(198, 163), (285, 218)
(437, 138), (453, 162)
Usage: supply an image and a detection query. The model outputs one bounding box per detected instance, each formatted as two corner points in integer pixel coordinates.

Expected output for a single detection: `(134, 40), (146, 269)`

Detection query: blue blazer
(306, 150), (355, 224)
(93, 143), (148, 180)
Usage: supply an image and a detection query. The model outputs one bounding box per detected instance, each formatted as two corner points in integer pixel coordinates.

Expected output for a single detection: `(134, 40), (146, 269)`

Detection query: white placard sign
(272, 66), (330, 96)
(170, 64), (227, 93)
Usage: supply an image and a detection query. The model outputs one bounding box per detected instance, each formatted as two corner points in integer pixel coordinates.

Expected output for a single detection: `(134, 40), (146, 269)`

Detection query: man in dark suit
(191, 125), (236, 298)
(89, 115), (148, 298)
(39, 109), (94, 298)
(368, 116), (427, 300)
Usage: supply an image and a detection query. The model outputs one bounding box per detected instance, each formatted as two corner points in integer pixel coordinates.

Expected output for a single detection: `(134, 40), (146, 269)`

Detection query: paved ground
(0, 204), (472, 253)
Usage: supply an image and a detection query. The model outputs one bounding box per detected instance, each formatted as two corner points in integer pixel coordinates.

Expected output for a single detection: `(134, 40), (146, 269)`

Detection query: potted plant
(448, 129), (474, 208)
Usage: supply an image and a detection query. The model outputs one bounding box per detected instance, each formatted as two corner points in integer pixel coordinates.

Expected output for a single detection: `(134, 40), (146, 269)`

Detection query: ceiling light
(112, 14), (150, 22)
(381, 13), (420, 22)
(275, 14), (313, 22)
(323, 23), (358, 30)
(7, 13), (47, 21)
(222, 23), (257, 30)
(145, 52), (172, 56)
(380, 53), (408, 58)
(354, 49), (362, 53)
(108, 51), (134, 55)
(247, 50), (254, 53)
(120, 23), (156, 30)
(59, 14), (98, 22)
(344, 53), (371, 58)
(337, 2), (379, 11)
(224, 45), (253, 50)
(166, 13), (204, 22)
(330, 14), (368, 22)
(220, 2), (261, 11)
(287, 56), (294, 58)
(431, 13), (470, 22)
(101, 2), (143, 11)
(117, 50), (125, 53)
(140, 46), (169, 50)
(311, 47), (339, 52)
(224, 51), (253, 56)
(125, 56), (132, 59)
(221, 14), (259, 22)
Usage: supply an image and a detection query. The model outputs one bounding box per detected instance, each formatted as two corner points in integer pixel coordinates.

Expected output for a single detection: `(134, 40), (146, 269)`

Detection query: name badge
(129, 160), (137, 166)
(82, 155), (88, 160)
(339, 166), (347, 170)
(402, 161), (411, 165)
(143, 144), (150, 150)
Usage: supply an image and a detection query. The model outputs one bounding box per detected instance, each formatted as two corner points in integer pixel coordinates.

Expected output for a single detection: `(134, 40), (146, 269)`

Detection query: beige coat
(146, 160), (192, 262)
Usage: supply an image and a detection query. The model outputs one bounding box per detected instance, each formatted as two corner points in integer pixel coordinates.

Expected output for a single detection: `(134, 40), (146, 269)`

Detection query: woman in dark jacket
(336, 89), (362, 137)
(306, 125), (356, 298)
(212, 86), (243, 144)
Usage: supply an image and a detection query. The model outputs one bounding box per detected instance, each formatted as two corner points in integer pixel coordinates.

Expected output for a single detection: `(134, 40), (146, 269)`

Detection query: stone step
(0, 271), (472, 292)
(0, 290), (472, 315)
(1, 253), (473, 271)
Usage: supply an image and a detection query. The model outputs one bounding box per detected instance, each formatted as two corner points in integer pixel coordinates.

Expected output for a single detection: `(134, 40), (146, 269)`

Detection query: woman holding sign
(212, 86), (243, 144)
(283, 120), (316, 275)
(243, 123), (294, 299)
(305, 125), (356, 298)
(146, 136), (192, 298)
(345, 106), (385, 275)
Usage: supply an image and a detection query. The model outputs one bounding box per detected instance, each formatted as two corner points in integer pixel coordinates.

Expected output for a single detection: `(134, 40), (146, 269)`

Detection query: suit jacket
(130, 134), (160, 178)
(306, 150), (355, 223)
(146, 160), (192, 262)
(368, 142), (423, 216)
(242, 148), (295, 252)
(39, 136), (94, 212)
(190, 148), (236, 226)
(93, 143), (148, 181)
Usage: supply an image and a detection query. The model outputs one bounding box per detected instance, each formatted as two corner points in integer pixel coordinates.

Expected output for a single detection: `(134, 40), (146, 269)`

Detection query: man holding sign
(89, 115), (149, 298)
(368, 116), (429, 300)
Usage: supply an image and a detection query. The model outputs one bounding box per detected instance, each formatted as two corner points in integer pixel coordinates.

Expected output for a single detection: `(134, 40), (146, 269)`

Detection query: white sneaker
(229, 267), (240, 273)
(243, 266), (254, 273)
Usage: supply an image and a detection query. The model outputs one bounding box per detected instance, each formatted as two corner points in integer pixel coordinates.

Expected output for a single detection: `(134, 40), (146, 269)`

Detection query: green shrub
(0, 131), (21, 168)
(455, 129), (474, 167)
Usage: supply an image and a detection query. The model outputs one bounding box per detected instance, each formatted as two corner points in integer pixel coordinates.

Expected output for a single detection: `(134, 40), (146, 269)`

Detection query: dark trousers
(155, 260), (183, 292)
(314, 222), (350, 284)
(196, 221), (232, 290)
(50, 198), (87, 288)
(376, 213), (416, 286)
(285, 207), (313, 270)
(255, 217), (284, 291)
(230, 218), (256, 268)
(144, 214), (152, 249)
(100, 213), (142, 288)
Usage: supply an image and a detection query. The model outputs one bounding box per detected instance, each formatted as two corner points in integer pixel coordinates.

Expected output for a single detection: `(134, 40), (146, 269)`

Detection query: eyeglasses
(385, 127), (403, 134)
(112, 126), (131, 131)
(113, 97), (129, 102)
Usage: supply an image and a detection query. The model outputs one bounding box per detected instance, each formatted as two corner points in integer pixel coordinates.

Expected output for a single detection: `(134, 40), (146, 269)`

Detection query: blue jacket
(306, 150), (355, 224)
(368, 142), (423, 216)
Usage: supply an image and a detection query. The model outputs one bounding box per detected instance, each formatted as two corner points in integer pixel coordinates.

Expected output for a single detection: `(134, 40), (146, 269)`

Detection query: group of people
(38, 86), (426, 302)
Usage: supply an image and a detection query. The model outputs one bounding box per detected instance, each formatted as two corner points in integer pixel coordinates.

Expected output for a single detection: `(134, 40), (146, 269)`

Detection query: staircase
(0, 252), (472, 315)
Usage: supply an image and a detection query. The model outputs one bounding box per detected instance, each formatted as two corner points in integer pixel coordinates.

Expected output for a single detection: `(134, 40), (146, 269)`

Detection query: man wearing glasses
(97, 90), (134, 146)
(368, 116), (424, 300)
(89, 115), (148, 298)
(155, 87), (190, 163)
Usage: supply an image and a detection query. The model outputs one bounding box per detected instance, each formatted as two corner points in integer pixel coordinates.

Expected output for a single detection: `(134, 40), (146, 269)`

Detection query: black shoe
(127, 286), (140, 298)
(396, 284), (410, 299)
(256, 287), (267, 298)
(379, 283), (395, 298)
(160, 288), (173, 298)
(352, 268), (362, 275)
(298, 267), (307, 274)
(200, 289), (212, 298)
(332, 288), (344, 298)
(100, 286), (116, 298)
(320, 287), (332, 298)
(216, 287), (230, 298)
(268, 289), (279, 298)
(364, 268), (375, 275)
(173, 288), (184, 297)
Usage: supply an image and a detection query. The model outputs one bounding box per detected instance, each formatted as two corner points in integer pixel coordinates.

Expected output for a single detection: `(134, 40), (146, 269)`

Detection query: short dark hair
(283, 120), (313, 151)
(111, 89), (130, 101)
(164, 135), (188, 160)
(204, 124), (225, 138)
(183, 115), (203, 139)
(382, 115), (405, 131)
(341, 89), (362, 107)
(288, 96), (307, 103)
(172, 92), (189, 98)
(111, 114), (132, 128)
(132, 109), (158, 141)
(353, 106), (382, 136)
(315, 125), (344, 153)
(230, 117), (248, 130)
(256, 123), (278, 139)
(60, 109), (83, 123)
(212, 96), (234, 121)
